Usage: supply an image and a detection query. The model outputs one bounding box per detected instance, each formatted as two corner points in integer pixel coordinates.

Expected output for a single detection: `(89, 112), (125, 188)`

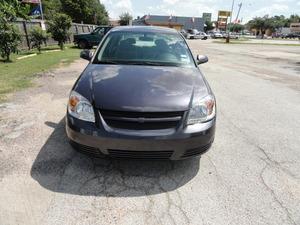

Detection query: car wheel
(78, 40), (88, 49)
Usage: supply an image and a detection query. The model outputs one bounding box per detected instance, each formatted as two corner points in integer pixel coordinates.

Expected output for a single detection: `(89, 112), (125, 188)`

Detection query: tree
(204, 21), (214, 32)
(0, 24), (21, 61)
(289, 14), (300, 23)
(0, 0), (29, 22)
(228, 23), (245, 33)
(247, 16), (275, 39)
(41, 0), (62, 20)
(119, 12), (133, 26)
(29, 27), (49, 53)
(60, 0), (108, 24)
(48, 13), (72, 50)
(272, 15), (288, 28)
(0, 0), (28, 61)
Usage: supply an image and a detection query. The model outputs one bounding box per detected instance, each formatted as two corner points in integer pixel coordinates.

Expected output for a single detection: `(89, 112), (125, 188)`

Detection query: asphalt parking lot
(0, 40), (299, 225)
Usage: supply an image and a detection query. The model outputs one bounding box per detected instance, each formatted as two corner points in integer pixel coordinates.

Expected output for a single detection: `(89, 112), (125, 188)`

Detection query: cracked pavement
(0, 40), (300, 225)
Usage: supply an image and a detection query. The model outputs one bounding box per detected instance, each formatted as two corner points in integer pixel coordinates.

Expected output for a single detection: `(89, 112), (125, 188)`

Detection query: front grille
(100, 109), (184, 130)
(69, 140), (105, 157)
(108, 149), (173, 160)
(181, 143), (212, 158)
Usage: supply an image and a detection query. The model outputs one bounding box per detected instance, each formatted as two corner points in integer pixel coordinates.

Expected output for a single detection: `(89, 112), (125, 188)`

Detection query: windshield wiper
(95, 60), (119, 64)
(139, 61), (167, 66)
(123, 61), (172, 66)
(95, 60), (180, 67)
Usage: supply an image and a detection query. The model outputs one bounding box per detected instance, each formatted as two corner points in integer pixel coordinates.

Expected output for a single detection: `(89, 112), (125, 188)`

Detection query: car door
(90, 27), (106, 45)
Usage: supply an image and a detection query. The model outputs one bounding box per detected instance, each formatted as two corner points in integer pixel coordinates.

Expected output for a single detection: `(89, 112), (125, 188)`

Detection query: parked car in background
(66, 26), (216, 160)
(199, 32), (209, 40)
(229, 32), (239, 39)
(208, 31), (238, 39)
(180, 29), (190, 39)
(281, 33), (300, 39)
(187, 29), (199, 39)
(272, 33), (281, 38)
(181, 29), (195, 39)
(220, 31), (227, 38)
(187, 29), (208, 40)
(209, 31), (223, 39)
(74, 26), (113, 49)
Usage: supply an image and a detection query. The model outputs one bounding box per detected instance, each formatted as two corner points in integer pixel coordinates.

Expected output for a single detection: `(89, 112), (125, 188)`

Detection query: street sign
(202, 13), (212, 22)
(218, 11), (231, 18)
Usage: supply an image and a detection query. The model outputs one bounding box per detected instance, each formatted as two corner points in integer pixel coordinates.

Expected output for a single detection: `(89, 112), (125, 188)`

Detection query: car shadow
(30, 119), (200, 197)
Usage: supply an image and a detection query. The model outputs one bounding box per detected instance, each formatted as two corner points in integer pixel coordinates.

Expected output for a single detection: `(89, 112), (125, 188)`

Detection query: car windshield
(94, 31), (195, 67)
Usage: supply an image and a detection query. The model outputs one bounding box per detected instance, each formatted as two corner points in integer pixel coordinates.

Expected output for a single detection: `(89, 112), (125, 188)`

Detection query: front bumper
(66, 115), (215, 160)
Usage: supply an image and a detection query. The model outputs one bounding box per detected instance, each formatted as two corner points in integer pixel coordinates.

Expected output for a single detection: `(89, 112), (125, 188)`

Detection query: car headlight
(187, 94), (216, 125)
(68, 91), (95, 122)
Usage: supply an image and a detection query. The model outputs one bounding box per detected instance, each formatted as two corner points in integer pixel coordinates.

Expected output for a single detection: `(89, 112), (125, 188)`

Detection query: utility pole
(226, 0), (235, 43)
(39, 0), (44, 21)
(235, 3), (242, 23)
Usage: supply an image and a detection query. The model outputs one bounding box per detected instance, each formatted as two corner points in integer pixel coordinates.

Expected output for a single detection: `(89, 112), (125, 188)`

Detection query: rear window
(93, 31), (195, 67)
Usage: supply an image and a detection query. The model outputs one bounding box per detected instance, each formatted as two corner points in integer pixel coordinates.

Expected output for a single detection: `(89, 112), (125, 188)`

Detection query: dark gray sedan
(66, 26), (216, 160)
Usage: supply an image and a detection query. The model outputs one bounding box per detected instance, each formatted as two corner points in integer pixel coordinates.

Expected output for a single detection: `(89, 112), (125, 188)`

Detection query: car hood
(75, 64), (210, 112)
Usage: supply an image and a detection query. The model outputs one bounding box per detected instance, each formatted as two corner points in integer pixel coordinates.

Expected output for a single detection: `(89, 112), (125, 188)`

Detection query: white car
(187, 29), (208, 40)
(187, 29), (199, 39)
(209, 32), (223, 39)
(199, 32), (209, 40)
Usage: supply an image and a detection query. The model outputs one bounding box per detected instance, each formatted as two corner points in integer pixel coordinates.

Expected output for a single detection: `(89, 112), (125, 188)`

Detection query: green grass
(234, 37), (250, 41)
(0, 45), (80, 102)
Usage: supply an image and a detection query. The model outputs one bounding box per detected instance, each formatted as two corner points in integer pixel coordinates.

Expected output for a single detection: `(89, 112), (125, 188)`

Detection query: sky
(100, 0), (300, 23)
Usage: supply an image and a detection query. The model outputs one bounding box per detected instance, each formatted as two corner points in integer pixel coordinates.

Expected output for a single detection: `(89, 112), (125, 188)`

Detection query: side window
(92, 28), (105, 35)
(98, 28), (105, 35)
(92, 28), (100, 34)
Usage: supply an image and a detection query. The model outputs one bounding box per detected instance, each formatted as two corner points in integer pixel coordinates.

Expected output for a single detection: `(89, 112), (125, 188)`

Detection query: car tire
(78, 40), (88, 49)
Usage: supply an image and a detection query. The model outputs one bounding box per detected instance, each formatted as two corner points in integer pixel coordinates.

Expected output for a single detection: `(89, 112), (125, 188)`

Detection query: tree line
(0, 0), (110, 62)
(0, 0), (133, 62)
(204, 14), (300, 35)
(39, 0), (108, 25)
(247, 14), (300, 38)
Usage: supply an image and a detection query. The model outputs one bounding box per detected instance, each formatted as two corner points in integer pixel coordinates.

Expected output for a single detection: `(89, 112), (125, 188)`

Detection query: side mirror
(80, 50), (93, 61)
(196, 55), (208, 64)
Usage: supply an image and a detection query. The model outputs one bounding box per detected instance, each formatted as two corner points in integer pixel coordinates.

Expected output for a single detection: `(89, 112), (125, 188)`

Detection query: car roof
(96, 25), (112, 28)
(110, 26), (178, 34)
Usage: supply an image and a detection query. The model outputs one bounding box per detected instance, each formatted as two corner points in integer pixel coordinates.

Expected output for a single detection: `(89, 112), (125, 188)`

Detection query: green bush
(0, 0), (28, 62)
(29, 27), (49, 53)
(48, 13), (72, 50)
(119, 12), (133, 26)
(0, 24), (21, 62)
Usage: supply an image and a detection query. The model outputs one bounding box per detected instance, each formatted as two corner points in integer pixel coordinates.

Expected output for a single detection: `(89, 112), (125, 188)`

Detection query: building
(202, 13), (212, 23)
(133, 15), (205, 31)
(108, 19), (120, 27)
(290, 23), (300, 33)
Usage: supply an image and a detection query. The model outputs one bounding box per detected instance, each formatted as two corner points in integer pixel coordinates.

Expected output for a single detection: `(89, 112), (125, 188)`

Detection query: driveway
(0, 41), (299, 225)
